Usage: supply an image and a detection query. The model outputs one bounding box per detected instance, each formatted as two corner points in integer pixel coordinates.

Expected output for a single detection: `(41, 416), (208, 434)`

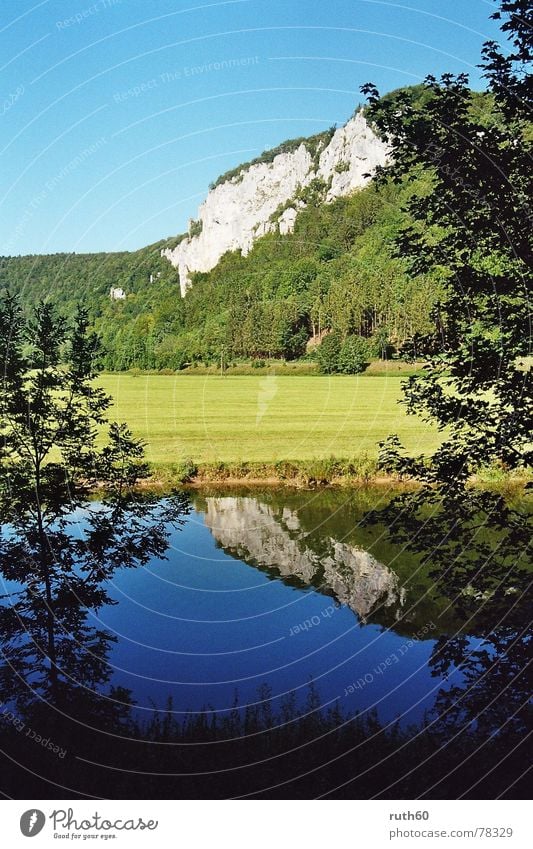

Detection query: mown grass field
(100, 374), (441, 468)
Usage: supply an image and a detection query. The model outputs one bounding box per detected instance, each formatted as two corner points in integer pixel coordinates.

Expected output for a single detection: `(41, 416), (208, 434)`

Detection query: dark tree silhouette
(361, 0), (531, 487)
(360, 0), (532, 796)
(0, 293), (189, 731)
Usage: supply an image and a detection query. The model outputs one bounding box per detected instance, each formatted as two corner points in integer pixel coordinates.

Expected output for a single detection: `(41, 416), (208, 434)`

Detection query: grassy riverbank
(98, 374), (530, 489)
(100, 373), (440, 471)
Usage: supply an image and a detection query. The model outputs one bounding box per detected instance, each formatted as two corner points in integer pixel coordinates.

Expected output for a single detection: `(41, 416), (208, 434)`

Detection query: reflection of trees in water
(431, 627), (531, 741)
(364, 485), (532, 795)
(1, 486), (529, 799)
(0, 493), (189, 728)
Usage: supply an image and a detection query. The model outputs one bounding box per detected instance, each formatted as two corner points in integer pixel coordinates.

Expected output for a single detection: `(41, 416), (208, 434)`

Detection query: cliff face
(204, 496), (405, 623)
(162, 112), (388, 295)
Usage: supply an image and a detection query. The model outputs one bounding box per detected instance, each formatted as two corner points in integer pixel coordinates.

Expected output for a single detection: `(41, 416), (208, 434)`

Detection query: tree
(337, 335), (369, 374)
(316, 331), (342, 373)
(361, 0), (531, 487)
(0, 293), (189, 710)
(360, 1), (532, 783)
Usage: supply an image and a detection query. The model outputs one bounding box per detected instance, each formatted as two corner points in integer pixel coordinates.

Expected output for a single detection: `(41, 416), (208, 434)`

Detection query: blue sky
(0, 0), (503, 256)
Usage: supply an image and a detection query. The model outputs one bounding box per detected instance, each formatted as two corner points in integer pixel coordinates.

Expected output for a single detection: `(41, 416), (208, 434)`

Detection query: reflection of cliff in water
(204, 496), (406, 623)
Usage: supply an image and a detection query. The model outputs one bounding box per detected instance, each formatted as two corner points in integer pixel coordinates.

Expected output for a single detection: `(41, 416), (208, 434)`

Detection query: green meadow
(100, 373), (441, 469)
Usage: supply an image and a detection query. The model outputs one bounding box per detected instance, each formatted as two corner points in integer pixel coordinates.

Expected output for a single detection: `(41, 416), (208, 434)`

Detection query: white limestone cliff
(162, 111), (388, 296)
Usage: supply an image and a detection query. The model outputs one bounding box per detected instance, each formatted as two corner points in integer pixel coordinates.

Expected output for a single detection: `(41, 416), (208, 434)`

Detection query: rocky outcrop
(162, 111), (388, 295)
(204, 496), (404, 623)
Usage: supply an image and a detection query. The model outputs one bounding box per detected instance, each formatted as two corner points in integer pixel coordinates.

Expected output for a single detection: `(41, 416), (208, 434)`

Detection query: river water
(98, 487), (474, 725)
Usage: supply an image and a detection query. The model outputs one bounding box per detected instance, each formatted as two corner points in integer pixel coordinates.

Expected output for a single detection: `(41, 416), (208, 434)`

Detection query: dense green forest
(0, 86), (504, 373)
(0, 180), (441, 371)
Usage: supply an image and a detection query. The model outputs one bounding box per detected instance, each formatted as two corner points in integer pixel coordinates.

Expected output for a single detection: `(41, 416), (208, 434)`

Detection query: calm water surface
(97, 488), (473, 725)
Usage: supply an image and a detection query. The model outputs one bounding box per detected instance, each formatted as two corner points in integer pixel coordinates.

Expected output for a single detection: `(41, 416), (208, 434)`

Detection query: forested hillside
(0, 86), (502, 373)
(168, 174), (443, 369)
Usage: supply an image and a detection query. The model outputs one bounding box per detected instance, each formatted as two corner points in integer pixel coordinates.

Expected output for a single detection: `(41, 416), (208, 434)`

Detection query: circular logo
(20, 810), (46, 837)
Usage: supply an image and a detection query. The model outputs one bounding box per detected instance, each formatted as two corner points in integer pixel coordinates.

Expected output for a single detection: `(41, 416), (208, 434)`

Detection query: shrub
(334, 160), (350, 173)
(177, 458), (198, 482)
(337, 335), (369, 374)
(189, 219), (203, 238)
(316, 332), (342, 373)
